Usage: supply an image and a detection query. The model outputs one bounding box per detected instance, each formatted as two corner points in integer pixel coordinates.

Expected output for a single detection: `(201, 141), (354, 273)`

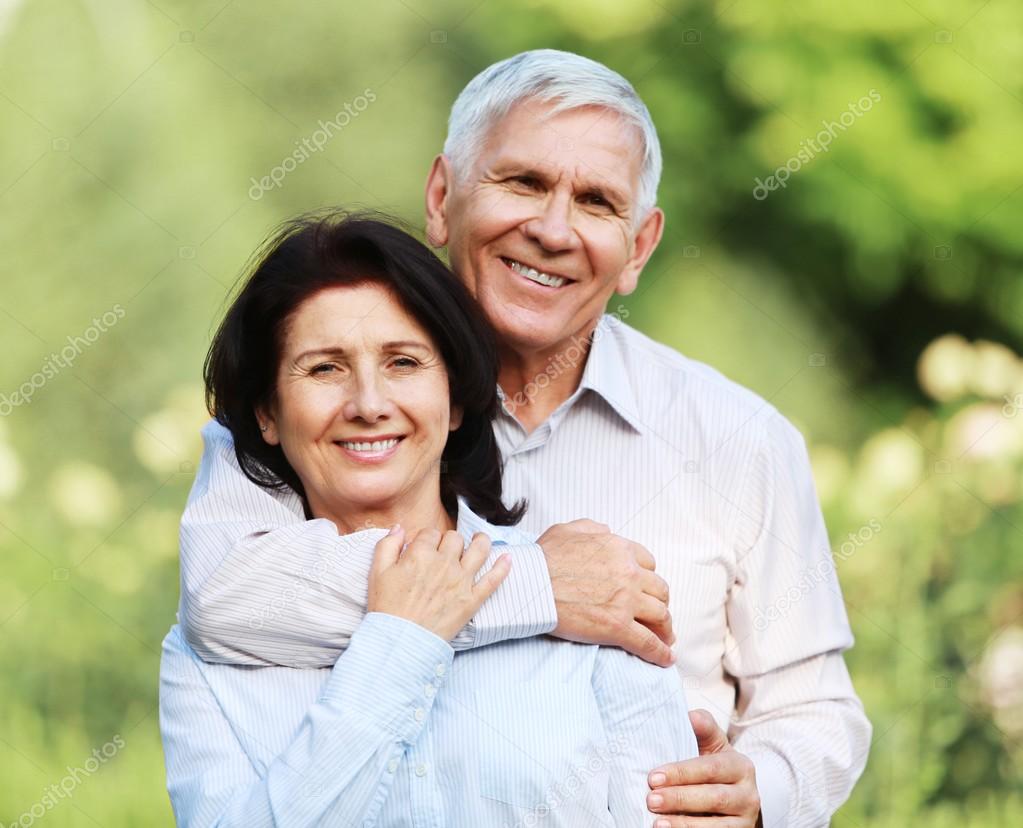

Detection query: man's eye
(510, 176), (540, 189)
(311, 363), (337, 374)
(581, 193), (611, 208)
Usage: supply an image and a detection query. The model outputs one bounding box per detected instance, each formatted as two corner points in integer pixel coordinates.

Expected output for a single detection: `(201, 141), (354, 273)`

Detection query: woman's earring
(260, 425), (269, 432)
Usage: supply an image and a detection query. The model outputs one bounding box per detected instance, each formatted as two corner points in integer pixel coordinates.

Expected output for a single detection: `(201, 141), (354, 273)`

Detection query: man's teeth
(339, 438), (399, 452)
(505, 258), (567, 288)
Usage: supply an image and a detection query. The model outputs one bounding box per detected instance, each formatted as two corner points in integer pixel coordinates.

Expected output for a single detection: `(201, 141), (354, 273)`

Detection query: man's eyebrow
(494, 162), (629, 208)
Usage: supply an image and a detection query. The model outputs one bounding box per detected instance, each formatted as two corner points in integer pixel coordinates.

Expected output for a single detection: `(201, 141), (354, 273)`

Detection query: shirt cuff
(469, 542), (558, 648)
(319, 612), (454, 744)
(747, 750), (793, 828)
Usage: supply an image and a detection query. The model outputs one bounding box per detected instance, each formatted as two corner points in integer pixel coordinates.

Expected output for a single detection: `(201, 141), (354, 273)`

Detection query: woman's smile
(334, 434), (405, 464)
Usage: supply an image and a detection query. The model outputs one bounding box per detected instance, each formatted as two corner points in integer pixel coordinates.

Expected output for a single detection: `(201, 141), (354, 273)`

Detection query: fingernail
(649, 772), (666, 787)
(647, 793), (664, 808)
(655, 821), (671, 828)
(388, 524), (402, 535)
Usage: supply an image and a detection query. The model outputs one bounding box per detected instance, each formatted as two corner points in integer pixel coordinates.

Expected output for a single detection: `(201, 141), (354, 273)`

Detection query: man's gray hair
(443, 49), (662, 215)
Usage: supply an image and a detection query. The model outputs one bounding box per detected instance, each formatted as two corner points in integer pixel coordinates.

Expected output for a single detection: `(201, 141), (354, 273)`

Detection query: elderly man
(179, 50), (870, 826)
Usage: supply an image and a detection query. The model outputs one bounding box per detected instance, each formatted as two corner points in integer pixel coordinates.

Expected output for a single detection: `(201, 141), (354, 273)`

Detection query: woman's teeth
(339, 438), (399, 452)
(504, 258), (567, 288)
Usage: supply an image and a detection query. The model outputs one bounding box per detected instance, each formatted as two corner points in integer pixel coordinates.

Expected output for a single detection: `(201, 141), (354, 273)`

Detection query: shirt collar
(455, 497), (530, 546)
(576, 315), (645, 434)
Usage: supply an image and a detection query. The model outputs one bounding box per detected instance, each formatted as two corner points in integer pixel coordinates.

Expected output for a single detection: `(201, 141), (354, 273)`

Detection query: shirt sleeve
(591, 646), (698, 826)
(724, 410), (872, 828)
(159, 613), (453, 827)
(179, 421), (557, 667)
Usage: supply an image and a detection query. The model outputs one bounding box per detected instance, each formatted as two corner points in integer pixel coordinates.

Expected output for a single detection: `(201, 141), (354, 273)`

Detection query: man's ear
(616, 206), (665, 296)
(424, 154), (452, 248)
(255, 405), (280, 446)
(449, 404), (464, 432)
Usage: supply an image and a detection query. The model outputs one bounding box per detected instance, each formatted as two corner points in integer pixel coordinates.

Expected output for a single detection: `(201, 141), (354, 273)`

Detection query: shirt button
(415, 763), (428, 777)
(424, 684), (436, 699)
(435, 663), (446, 677)
(387, 758), (398, 773)
(414, 707), (425, 722)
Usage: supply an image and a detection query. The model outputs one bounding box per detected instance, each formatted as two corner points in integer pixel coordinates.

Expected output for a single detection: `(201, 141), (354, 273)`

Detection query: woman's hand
(367, 526), (511, 641)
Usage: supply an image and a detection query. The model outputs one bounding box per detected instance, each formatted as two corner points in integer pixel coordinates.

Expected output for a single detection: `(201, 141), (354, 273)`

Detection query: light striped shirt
(176, 314), (871, 827)
(177, 422), (559, 665)
(160, 507), (699, 826)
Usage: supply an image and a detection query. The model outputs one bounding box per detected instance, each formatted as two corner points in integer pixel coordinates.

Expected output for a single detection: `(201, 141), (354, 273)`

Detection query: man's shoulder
(611, 318), (783, 429)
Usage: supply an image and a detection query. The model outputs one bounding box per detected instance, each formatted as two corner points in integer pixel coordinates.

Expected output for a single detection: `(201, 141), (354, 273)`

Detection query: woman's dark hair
(204, 209), (525, 526)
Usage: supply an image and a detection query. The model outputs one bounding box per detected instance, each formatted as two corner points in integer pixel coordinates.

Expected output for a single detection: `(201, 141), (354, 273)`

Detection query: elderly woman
(159, 212), (696, 826)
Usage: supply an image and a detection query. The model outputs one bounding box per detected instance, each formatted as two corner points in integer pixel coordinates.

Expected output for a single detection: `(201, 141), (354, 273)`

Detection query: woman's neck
(309, 487), (456, 536)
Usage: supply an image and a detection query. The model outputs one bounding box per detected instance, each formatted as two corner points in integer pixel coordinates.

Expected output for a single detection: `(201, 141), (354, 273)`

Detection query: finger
(470, 552), (511, 605)
(646, 783), (741, 816)
(635, 593), (673, 640)
(404, 527), (442, 558)
(689, 709), (731, 755)
(371, 525), (405, 571)
(647, 815), (746, 828)
(622, 620), (675, 667)
(649, 753), (744, 789)
(460, 532), (492, 573)
(639, 568), (670, 604)
(629, 540), (656, 571)
(438, 529), (466, 559)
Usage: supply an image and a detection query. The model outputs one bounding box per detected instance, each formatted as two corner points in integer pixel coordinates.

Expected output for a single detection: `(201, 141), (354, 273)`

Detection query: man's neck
(497, 320), (599, 435)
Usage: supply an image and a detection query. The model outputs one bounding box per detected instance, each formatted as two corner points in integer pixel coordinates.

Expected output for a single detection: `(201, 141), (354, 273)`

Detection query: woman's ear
(449, 404), (464, 432)
(255, 406), (280, 445)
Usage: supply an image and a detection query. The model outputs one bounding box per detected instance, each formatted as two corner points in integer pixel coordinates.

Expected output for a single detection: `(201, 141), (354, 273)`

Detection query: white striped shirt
(160, 507), (698, 826)
(176, 314), (871, 827)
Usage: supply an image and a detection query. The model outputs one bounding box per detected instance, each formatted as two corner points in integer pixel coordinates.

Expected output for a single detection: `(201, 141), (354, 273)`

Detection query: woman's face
(258, 282), (461, 530)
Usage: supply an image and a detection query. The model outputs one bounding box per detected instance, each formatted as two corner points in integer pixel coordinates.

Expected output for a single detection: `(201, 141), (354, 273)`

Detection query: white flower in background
(971, 340), (1020, 399)
(132, 385), (207, 475)
(978, 626), (1023, 738)
(858, 428), (924, 494)
(946, 402), (1023, 461)
(50, 462), (121, 527)
(917, 334), (973, 402)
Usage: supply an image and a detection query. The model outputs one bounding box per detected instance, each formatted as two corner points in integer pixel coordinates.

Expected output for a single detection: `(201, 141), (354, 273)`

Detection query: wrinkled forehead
(478, 100), (645, 195)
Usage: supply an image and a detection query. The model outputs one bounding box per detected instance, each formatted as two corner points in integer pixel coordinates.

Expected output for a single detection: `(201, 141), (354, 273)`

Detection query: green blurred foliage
(1, 0), (1021, 824)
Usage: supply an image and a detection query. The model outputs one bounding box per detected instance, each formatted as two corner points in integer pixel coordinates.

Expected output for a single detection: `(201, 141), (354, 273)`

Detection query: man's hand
(536, 519), (675, 667)
(646, 709), (762, 827)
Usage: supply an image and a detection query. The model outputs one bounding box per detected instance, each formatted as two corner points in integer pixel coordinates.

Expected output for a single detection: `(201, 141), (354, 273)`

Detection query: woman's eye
(311, 363), (337, 374)
(390, 357), (419, 370)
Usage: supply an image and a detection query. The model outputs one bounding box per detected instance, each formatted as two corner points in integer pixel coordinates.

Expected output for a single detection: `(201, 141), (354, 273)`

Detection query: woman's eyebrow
(293, 340), (432, 361)
(380, 339), (432, 352)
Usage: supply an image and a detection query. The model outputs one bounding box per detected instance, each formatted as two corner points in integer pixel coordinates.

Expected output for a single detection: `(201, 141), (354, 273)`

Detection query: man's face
(425, 101), (664, 357)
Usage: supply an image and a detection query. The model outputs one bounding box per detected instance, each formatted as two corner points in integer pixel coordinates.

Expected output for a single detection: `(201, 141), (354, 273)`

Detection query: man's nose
(343, 369), (393, 422)
(523, 192), (579, 252)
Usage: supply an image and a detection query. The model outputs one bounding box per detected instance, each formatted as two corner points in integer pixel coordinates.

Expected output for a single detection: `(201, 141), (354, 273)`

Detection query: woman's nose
(342, 370), (394, 423)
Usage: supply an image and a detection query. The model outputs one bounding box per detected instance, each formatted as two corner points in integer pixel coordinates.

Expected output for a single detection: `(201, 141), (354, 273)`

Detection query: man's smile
(500, 256), (571, 289)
